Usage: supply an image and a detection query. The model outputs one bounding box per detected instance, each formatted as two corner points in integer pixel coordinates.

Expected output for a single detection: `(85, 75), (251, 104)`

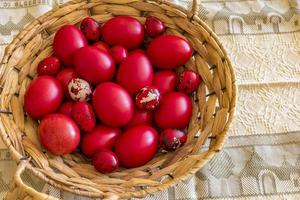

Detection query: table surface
(0, 0), (299, 199)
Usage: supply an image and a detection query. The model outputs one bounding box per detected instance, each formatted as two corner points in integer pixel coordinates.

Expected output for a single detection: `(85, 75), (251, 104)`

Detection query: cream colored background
(0, 0), (299, 199)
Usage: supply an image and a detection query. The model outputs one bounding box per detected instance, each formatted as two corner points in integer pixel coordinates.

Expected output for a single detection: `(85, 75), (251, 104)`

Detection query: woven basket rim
(0, 0), (237, 198)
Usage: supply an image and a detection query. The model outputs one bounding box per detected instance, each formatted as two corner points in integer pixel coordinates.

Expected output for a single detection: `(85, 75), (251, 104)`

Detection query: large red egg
(53, 25), (87, 66)
(81, 125), (121, 157)
(73, 46), (115, 85)
(147, 35), (192, 69)
(71, 102), (96, 132)
(116, 51), (153, 95)
(38, 114), (80, 155)
(154, 92), (192, 129)
(24, 76), (63, 119)
(153, 71), (177, 95)
(115, 125), (158, 168)
(102, 16), (144, 49)
(92, 82), (134, 127)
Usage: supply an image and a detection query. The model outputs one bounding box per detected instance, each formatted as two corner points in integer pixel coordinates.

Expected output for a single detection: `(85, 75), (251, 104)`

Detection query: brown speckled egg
(68, 78), (92, 102)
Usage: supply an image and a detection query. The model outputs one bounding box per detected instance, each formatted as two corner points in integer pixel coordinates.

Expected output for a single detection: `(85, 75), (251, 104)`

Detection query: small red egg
(57, 101), (74, 117)
(93, 41), (110, 53)
(110, 45), (128, 64)
(71, 102), (96, 132)
(177, 70), (202, 94)
(135, 86), (160, 111)
(124, 107), (153, 130)
(56, 68), (78, 99)
(92, 149), (119, 173)
(159, 129), (187, 151)
(115, 125), (158, 168)
(81, 125), (121, 157)
(145, 16), (165, 38)
(24, 76), (63, 119)
(80, 17), (101, 42)
(37, 56), (60, 76)
(38, 114), (80, 155)
(68, 78), (92, 102)
(153, 71), (177, 95)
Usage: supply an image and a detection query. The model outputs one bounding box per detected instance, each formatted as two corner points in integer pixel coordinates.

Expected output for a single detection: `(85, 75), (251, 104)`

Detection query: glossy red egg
(38, 114), (80, 155)
(71, 102), (96, 132)
(124, 107), (153, 129)
(159, 129), (187, 151)
(24, 76), (63, 119)
(147, 35), (192, 69)
(53, 25), (87, 66)
(92, 82), (134, 127)
(37, 56), (60, 76)
(58, 101), (74, 117)
(110, 45), (128, 64)
(81, 125), (121, 157)
(153, 71), (177, 95)
(93, 149), (119, 173)
(115, 125), (158, 168)
(145, 16), (165, 38)
(56, 68), (78, 99)
(116, 51), (153, 95)
(102, 16), (144, 49)
(73, 46), (115, 85)
(80, 17), (101, 42)
(154, 92), (192, 129)
(93, 41), (110, 53)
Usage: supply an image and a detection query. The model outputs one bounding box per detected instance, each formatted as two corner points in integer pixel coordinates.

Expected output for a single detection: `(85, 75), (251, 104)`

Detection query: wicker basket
(0, 0), (236, 199)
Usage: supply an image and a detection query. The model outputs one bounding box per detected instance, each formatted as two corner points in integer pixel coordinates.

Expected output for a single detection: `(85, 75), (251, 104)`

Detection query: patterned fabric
(0, 0), (300, 199)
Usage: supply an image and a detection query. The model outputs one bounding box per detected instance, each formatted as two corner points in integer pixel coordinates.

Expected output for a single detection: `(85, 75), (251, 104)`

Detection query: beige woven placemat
(0, 0), (299, 199)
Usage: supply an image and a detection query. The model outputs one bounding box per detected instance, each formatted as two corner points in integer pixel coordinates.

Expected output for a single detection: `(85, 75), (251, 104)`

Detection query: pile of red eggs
(24, 16), (202, 173)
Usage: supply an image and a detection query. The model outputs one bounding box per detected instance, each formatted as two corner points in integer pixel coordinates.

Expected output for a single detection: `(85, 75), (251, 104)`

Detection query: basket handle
(5, 160), (59, 200)
(187, 0), (200, 19)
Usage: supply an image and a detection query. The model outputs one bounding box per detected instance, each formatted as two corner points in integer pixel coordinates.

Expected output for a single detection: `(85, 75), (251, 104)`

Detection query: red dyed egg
(116, 51), (153, 95)
(159, 129), (187, 151)
(93, 149), (119, 173)
(38, 114), (80, 155)
(24, 76), (63, 119)
(73, 46), (115, 85)
(53, 25), (87, 66)
(102, 16), (144, 49)
(177, 70), (201, 94)
(80, 17), (101, 42)
(147, 35), (192, 69)
(37, 56), (60, 76)
(81, 125), (121, 157)
(154, 92), (192, 129)
(115, 125), (158, 168)
(135, 86), (160, 111)
(153, 71), (177, 95)
(58, 101), (74, 117)
(92, 82), (134, 127)
(71, 102), (96, 132)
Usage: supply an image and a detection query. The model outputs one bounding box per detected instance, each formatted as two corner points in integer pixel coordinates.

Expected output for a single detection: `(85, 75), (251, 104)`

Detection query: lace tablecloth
(0, 0), (299, 199)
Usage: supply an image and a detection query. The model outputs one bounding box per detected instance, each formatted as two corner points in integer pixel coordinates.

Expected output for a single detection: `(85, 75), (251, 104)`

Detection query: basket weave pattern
(0, 0), (236, 199)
